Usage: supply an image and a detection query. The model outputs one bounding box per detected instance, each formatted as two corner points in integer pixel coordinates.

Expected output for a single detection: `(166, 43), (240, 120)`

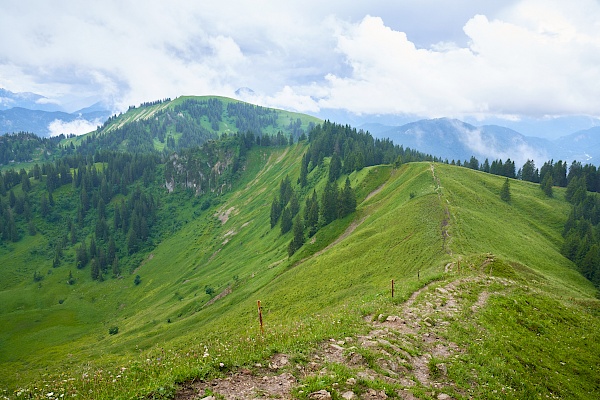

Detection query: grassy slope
(61, 96), (322, 151)
(1, 151), (599, 398)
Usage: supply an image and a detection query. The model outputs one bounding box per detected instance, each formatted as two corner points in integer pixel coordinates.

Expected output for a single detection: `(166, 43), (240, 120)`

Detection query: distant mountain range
(0, 88), (62, 112)
(0, 88), (111, 137)
(364, 118), (600, 168)
(2, 87), (600, 166)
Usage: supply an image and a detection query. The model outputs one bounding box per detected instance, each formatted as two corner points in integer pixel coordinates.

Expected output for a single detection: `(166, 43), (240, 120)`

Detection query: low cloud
(48, 118), (101, 137)
(1, 0), (599, 125)
(454, 121), (549, 167)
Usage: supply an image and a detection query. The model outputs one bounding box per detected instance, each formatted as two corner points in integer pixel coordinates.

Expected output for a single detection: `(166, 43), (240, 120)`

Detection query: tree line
(0, 150), (160, 283)
(0, 132), (69, 165)
(561, 177), (600, 287)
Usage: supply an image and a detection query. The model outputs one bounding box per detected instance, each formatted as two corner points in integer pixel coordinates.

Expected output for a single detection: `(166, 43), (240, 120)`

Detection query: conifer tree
(279, 176), (292, 209)
(270, 197), (281, 228)
(107, 236), (116, 264)
(328, 153), (342, 182)
(70, 221), (77, 245)
(127, 227), (138, 254)
(9, 190), (16, 208)
(112, 256), (120, 277)
(21, 173), (31, 192)
(338, 177), (357, 218)
(289, 192), (300, 218)
(541, 173), (553, 197)
(288, 215), (305, 256)
(500, 178), (511, 202)
(299, 153), (308, 187)
(321, 180), (339, 225)
(67, 270), (75, 285)
(76, 242), (88, 269)
(280, 206), (293, 235)
(89, 235), (97, 258)
(305, 190), (319, 237)
(91, 258), (100, 280)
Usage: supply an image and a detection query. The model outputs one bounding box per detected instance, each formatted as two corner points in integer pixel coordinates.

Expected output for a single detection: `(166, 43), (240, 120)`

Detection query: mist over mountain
(0, 107), (111, 137)
(1, 88), (600, 168)
(0, 89), (112, 137)
(367, 118), (600, 167)
(0, 88), (64, 112)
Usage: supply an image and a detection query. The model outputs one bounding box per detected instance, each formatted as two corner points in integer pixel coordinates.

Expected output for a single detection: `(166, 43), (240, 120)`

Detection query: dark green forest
(2, 101), (600, 288)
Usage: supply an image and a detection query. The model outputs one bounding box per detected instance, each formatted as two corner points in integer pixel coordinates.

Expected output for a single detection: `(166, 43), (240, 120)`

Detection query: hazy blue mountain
(0, 88), (63, 112)
(0, 107), (111, 137)
(371, 118), (578, 167)
(553, 127), (600, 164)
(463, 115), (600, 140)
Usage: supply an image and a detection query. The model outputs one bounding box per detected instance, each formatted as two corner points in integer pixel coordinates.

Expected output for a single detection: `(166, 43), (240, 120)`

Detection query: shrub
(200, 199), (211, 210)
(205, 285), (215, 297)
(108, 326), (119, 335)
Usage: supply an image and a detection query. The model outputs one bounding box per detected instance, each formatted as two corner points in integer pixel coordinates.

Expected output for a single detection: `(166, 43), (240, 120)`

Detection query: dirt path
(176, 271), (509, 400)
(364, 182), (386, 203)
(430, 163), (453, 255)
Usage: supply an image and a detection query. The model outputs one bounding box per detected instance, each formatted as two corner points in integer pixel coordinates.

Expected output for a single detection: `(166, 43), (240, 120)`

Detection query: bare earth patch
(178, 368), (296, 400)
(176, 271), (510, 399)
(216, 207), (236, 224)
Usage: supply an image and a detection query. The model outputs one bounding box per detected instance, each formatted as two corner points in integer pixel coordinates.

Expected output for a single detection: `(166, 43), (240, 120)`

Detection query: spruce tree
(338, 177), (356, 218)
(112, 256), (120, 277)
(270, 197), (281, 228)
(305, 190), (319, 237)
(289, 192), (300, 217)
(500, 178), (511, 202)
(328, 153), (342, 182)
(321, 181), (339, 225)
(89, 235), (97, 258)
(280, 207), (293, 235)
(299, 153), (308, 187)
(541, 173), (553, 197)
(76, 242), (88, 269)
(91, 258), (100, 280)
(288, 215), (305, 256)
(67, 270), (75, 285)
(127, 227), (138, 254)
(279, 176), (292, 209)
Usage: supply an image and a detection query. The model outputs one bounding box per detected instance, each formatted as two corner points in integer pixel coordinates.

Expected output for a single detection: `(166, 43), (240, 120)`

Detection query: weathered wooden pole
(391, 279), (394, 298)
(257, 300), (264, 334)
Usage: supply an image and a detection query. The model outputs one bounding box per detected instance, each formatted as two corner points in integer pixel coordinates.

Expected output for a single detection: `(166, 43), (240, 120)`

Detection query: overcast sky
(2, 0), (599, 128)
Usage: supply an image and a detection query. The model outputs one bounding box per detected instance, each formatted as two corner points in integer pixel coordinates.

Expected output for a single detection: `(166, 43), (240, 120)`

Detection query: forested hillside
(0, 98), (599, 400)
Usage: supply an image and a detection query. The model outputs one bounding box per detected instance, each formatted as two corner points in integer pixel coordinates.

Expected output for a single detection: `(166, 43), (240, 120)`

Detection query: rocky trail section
(176, 273), (511, 400)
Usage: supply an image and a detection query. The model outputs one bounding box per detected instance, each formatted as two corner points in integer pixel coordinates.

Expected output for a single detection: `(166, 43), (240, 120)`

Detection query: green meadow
(1, 140), (599, 398)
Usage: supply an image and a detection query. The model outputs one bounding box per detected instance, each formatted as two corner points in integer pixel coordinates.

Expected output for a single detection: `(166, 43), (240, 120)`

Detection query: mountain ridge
(0, 106), (599, 398)
(1, 90), (600, 167)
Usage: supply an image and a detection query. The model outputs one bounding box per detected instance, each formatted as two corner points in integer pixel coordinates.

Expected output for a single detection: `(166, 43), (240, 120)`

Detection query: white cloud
(0, 0), (598, 124)
(48, 118), (101, 137)
(315, 2), (600, 119)
(35, 97), (60, 105)
(453, 121), (549, 167)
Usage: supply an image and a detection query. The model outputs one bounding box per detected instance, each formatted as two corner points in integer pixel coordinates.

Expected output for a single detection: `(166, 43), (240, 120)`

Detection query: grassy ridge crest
(1, 145), (599, 398)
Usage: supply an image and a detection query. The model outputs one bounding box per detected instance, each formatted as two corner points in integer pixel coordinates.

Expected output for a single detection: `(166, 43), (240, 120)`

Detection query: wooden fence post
(257, 300), (264, 335)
